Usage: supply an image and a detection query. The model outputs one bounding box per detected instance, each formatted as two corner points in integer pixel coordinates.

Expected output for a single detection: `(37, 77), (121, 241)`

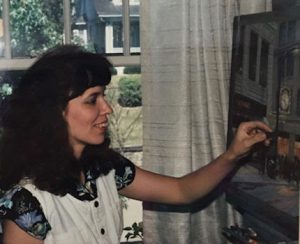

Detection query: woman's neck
(72, 144), (85, 159)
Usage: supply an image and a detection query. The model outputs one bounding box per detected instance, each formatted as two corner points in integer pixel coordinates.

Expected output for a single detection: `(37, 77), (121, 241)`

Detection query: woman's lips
(94, 122), (108, 129)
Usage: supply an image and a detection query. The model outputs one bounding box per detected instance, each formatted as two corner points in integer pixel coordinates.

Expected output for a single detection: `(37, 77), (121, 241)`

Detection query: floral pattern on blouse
(0, 154), (136, 240)
(115, 166), (135, 190)
(0, 185), (51, 240)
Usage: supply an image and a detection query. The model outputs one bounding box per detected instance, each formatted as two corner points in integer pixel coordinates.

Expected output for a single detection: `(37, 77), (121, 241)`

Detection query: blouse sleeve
(0, 186), (51, 240)
(113, 154), (136, 190)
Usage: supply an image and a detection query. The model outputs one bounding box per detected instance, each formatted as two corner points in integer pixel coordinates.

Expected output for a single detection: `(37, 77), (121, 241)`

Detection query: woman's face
(63, 86), (113, 158)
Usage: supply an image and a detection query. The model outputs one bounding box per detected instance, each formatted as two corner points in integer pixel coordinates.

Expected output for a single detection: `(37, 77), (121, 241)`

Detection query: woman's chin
(91, 137), (106, 145)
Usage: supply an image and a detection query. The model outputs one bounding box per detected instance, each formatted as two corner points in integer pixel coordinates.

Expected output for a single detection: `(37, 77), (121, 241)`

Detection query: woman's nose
(100, 98), (113, 115)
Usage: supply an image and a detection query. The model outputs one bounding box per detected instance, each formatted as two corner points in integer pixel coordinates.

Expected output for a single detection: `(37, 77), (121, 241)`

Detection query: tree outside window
(8, 0), (64, 57)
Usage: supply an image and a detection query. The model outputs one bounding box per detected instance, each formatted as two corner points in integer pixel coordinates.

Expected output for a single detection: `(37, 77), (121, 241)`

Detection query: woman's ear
(62, 104), (69, 119)
(62, 108), (67, 119)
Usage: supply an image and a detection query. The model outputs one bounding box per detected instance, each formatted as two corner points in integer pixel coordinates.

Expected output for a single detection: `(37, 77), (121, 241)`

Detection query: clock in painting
(279, 87), (291, 113)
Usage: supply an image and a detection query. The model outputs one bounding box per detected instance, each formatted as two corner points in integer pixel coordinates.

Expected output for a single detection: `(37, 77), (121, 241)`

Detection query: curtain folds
(140, 1), (270, 243)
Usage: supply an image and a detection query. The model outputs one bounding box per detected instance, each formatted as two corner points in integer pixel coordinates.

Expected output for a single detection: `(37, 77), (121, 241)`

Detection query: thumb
(249, 132), (267, 146)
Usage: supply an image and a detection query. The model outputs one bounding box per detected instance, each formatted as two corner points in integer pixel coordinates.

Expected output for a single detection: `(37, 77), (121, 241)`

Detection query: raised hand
(227, 121), (272, 161)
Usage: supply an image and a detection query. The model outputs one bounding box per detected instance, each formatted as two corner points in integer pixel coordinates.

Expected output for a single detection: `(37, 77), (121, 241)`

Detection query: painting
(226, 4), (300, 243)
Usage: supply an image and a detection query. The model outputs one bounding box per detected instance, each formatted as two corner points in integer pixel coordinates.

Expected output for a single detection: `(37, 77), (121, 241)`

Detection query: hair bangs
(66, 53), (112, 100)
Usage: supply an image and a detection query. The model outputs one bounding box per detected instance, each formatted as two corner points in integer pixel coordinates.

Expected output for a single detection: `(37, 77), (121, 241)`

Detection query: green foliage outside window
(118, 75), (142, 107)
(0, 83), (12, 99)
(71, 35), (97, 53)
(7, 0), (63, 57)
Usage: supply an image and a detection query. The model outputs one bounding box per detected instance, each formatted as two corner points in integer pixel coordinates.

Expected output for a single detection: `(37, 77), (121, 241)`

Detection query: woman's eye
(86, 97), (97, 104)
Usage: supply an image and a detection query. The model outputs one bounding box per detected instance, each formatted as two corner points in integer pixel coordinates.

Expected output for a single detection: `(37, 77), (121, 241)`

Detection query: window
(71, 0), (140, 54)
(0, 0), (141, 149)
(287, 20), (296, 42)
(277, 52), (294, 81)
(9, 0), (64, 57)
(129, 0), (140, 52)
(236, 25), (245, 74)
(286, 51), (294, 77)
(0, 0), (3, 57)
(259, 39), (269, 87)
(0, 0), (141, 116)
(113, 21), (123, 48)
(279, 20), (296, 45)
(130, 20), (139, 48)
(279, 22), (286, 45)
(249, 31), (258, 81)
(107, 65), (142, 149)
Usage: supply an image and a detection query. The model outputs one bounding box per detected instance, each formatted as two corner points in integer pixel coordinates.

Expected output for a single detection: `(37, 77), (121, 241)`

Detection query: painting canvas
(226, 4), (300, 243)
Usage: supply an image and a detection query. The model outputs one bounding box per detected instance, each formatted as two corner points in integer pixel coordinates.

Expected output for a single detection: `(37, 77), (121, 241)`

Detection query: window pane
(236, 25), (245, 74)
(279, 22), (286, 45)
(106, 65), (142, 148)
(9, 0), (63, 58)
(286, 51), (294, 77)
(0, 0), (3, 57)
(287, 20), (296, 43)
(259, 39), (269, 87)
(72, 0), (123, 54)
(113, 22), (123, 48)
(248, 31), (258, 81)
(130, 0), (140, 53)
(72, 0), (140, 55)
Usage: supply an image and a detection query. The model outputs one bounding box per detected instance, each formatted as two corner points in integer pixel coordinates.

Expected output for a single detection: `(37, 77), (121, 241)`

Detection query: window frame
(0, 0), (140, 71)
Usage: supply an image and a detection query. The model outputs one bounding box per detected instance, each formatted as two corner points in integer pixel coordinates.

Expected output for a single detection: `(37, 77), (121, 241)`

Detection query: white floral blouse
(0, 154), (136, 240)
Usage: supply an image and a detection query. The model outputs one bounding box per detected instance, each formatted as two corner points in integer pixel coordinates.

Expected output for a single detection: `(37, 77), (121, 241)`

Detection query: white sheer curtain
(140, 0), (271, 243)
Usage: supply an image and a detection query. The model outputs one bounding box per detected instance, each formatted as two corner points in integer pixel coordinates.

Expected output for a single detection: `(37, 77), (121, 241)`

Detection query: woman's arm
(3, 220), (44, 244)
(119, 121), (271, 204)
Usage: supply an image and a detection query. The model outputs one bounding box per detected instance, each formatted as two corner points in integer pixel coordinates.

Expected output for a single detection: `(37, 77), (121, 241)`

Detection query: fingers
(240, 120), (272, 134)
(229, 121), (272, 160)
(248, 130), (267, 145)
(239, 121), (272, 145)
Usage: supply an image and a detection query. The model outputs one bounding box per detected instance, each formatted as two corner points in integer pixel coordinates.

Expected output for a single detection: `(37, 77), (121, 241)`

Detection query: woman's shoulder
(82, 147), (137, 190)
(111, 153), (136, 190)
(0, 185), (51, 240)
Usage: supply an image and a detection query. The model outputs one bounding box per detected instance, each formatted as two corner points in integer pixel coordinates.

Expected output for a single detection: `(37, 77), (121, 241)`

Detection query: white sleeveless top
(21, 170), (123, 244)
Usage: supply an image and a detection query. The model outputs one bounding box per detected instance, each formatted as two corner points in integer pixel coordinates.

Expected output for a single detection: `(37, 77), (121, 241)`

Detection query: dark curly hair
(0, 45), (114, 195)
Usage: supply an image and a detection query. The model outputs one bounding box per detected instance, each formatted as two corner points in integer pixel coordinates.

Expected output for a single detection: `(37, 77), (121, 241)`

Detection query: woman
(0, 45), (271, 244)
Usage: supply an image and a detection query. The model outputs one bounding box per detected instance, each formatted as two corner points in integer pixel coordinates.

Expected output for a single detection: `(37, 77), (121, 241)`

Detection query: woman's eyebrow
(86, 91), (104, 97)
